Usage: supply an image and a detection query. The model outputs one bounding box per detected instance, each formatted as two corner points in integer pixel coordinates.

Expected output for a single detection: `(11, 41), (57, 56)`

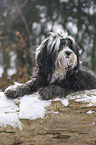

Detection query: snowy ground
(0, 89), (96, 130)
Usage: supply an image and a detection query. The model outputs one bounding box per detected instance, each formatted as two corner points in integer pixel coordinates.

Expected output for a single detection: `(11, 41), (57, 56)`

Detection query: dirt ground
(0, 100), (96, 145)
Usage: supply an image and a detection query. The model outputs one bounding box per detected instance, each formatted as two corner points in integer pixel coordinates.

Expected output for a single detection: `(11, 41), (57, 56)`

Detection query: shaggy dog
(4, 29), (96, 100)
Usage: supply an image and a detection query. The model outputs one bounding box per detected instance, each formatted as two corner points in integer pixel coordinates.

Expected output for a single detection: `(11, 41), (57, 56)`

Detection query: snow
(49, 97), (69, 107)
(86, 110), (95, 114)
(0, 92), (22, 129)
(0, 92), (51, 130)
(0, 65), (4, 77)
(67, 90), (96, 104)
(19, 94), (51, 120)
(7, 68), (17, 76)
(91, 121), (95, 125)
(0, 89), (96, 129)
(5, 82), (23, 92)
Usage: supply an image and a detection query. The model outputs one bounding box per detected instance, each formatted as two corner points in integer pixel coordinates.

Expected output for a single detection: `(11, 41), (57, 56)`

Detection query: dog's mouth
(55, 50), (77, 72)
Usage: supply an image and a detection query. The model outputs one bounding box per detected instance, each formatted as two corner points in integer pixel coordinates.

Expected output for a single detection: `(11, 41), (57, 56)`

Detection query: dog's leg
(39, 84), (67, 100)
(4, 77), (43, 99)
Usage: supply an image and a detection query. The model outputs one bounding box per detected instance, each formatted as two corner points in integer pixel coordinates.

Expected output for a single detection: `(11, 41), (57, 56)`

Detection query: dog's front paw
(39, 87), (53, 100)
(4, 89), (18, 99)
(4, 83), (23, 99)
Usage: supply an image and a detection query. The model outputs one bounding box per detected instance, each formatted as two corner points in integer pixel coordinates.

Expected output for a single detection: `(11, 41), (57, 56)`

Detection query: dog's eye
(66, 38), (72, 46)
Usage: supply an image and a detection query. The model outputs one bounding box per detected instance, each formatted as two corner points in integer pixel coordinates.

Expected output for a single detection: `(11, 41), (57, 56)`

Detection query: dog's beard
(51, 47), (77, 82)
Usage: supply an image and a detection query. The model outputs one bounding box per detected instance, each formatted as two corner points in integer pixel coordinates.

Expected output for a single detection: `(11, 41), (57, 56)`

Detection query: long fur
(4, 28), (96, 100)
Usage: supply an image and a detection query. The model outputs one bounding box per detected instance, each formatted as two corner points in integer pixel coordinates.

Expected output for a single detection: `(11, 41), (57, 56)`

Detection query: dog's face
(36, 30), (80, 82)
(49, 37), (79, 81)
(56, 46), (77, 70)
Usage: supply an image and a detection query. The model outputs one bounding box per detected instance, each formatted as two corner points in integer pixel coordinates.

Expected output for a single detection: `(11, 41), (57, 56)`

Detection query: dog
(4, 28), (96, 100)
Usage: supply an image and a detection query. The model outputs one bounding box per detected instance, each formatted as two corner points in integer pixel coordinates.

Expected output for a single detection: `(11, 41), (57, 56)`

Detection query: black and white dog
(4, 28), (96, 100)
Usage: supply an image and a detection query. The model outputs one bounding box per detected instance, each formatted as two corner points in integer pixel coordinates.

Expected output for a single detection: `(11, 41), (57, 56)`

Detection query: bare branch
(14, 0), (35, 66)
(7, 0), (28, 28)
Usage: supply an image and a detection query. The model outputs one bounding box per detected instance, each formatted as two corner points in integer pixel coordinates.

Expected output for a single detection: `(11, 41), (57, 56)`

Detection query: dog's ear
(37, 43), (54, 81)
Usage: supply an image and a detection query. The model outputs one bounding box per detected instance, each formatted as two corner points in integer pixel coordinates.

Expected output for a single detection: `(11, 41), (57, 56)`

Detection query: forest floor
(0, 73), (96, 145)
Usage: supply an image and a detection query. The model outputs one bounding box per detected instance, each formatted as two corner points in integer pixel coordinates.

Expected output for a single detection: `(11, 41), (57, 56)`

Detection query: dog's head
(35, 29), (81, 82)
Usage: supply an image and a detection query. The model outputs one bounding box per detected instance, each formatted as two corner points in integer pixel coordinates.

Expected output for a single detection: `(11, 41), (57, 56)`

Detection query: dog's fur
(4, 29), (96, 100)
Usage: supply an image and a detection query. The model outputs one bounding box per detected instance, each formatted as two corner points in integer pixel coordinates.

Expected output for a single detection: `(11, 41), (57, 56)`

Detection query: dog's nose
(65, 51), (72, 56)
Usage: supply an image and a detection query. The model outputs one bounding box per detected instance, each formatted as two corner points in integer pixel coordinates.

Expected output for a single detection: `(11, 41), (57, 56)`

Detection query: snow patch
(86, 110), (95, 114)
(0, 92), (51, 129)
(50, 97), (69, 107)
(19, 94), (51, 120)
(67, 90), (96, 104)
